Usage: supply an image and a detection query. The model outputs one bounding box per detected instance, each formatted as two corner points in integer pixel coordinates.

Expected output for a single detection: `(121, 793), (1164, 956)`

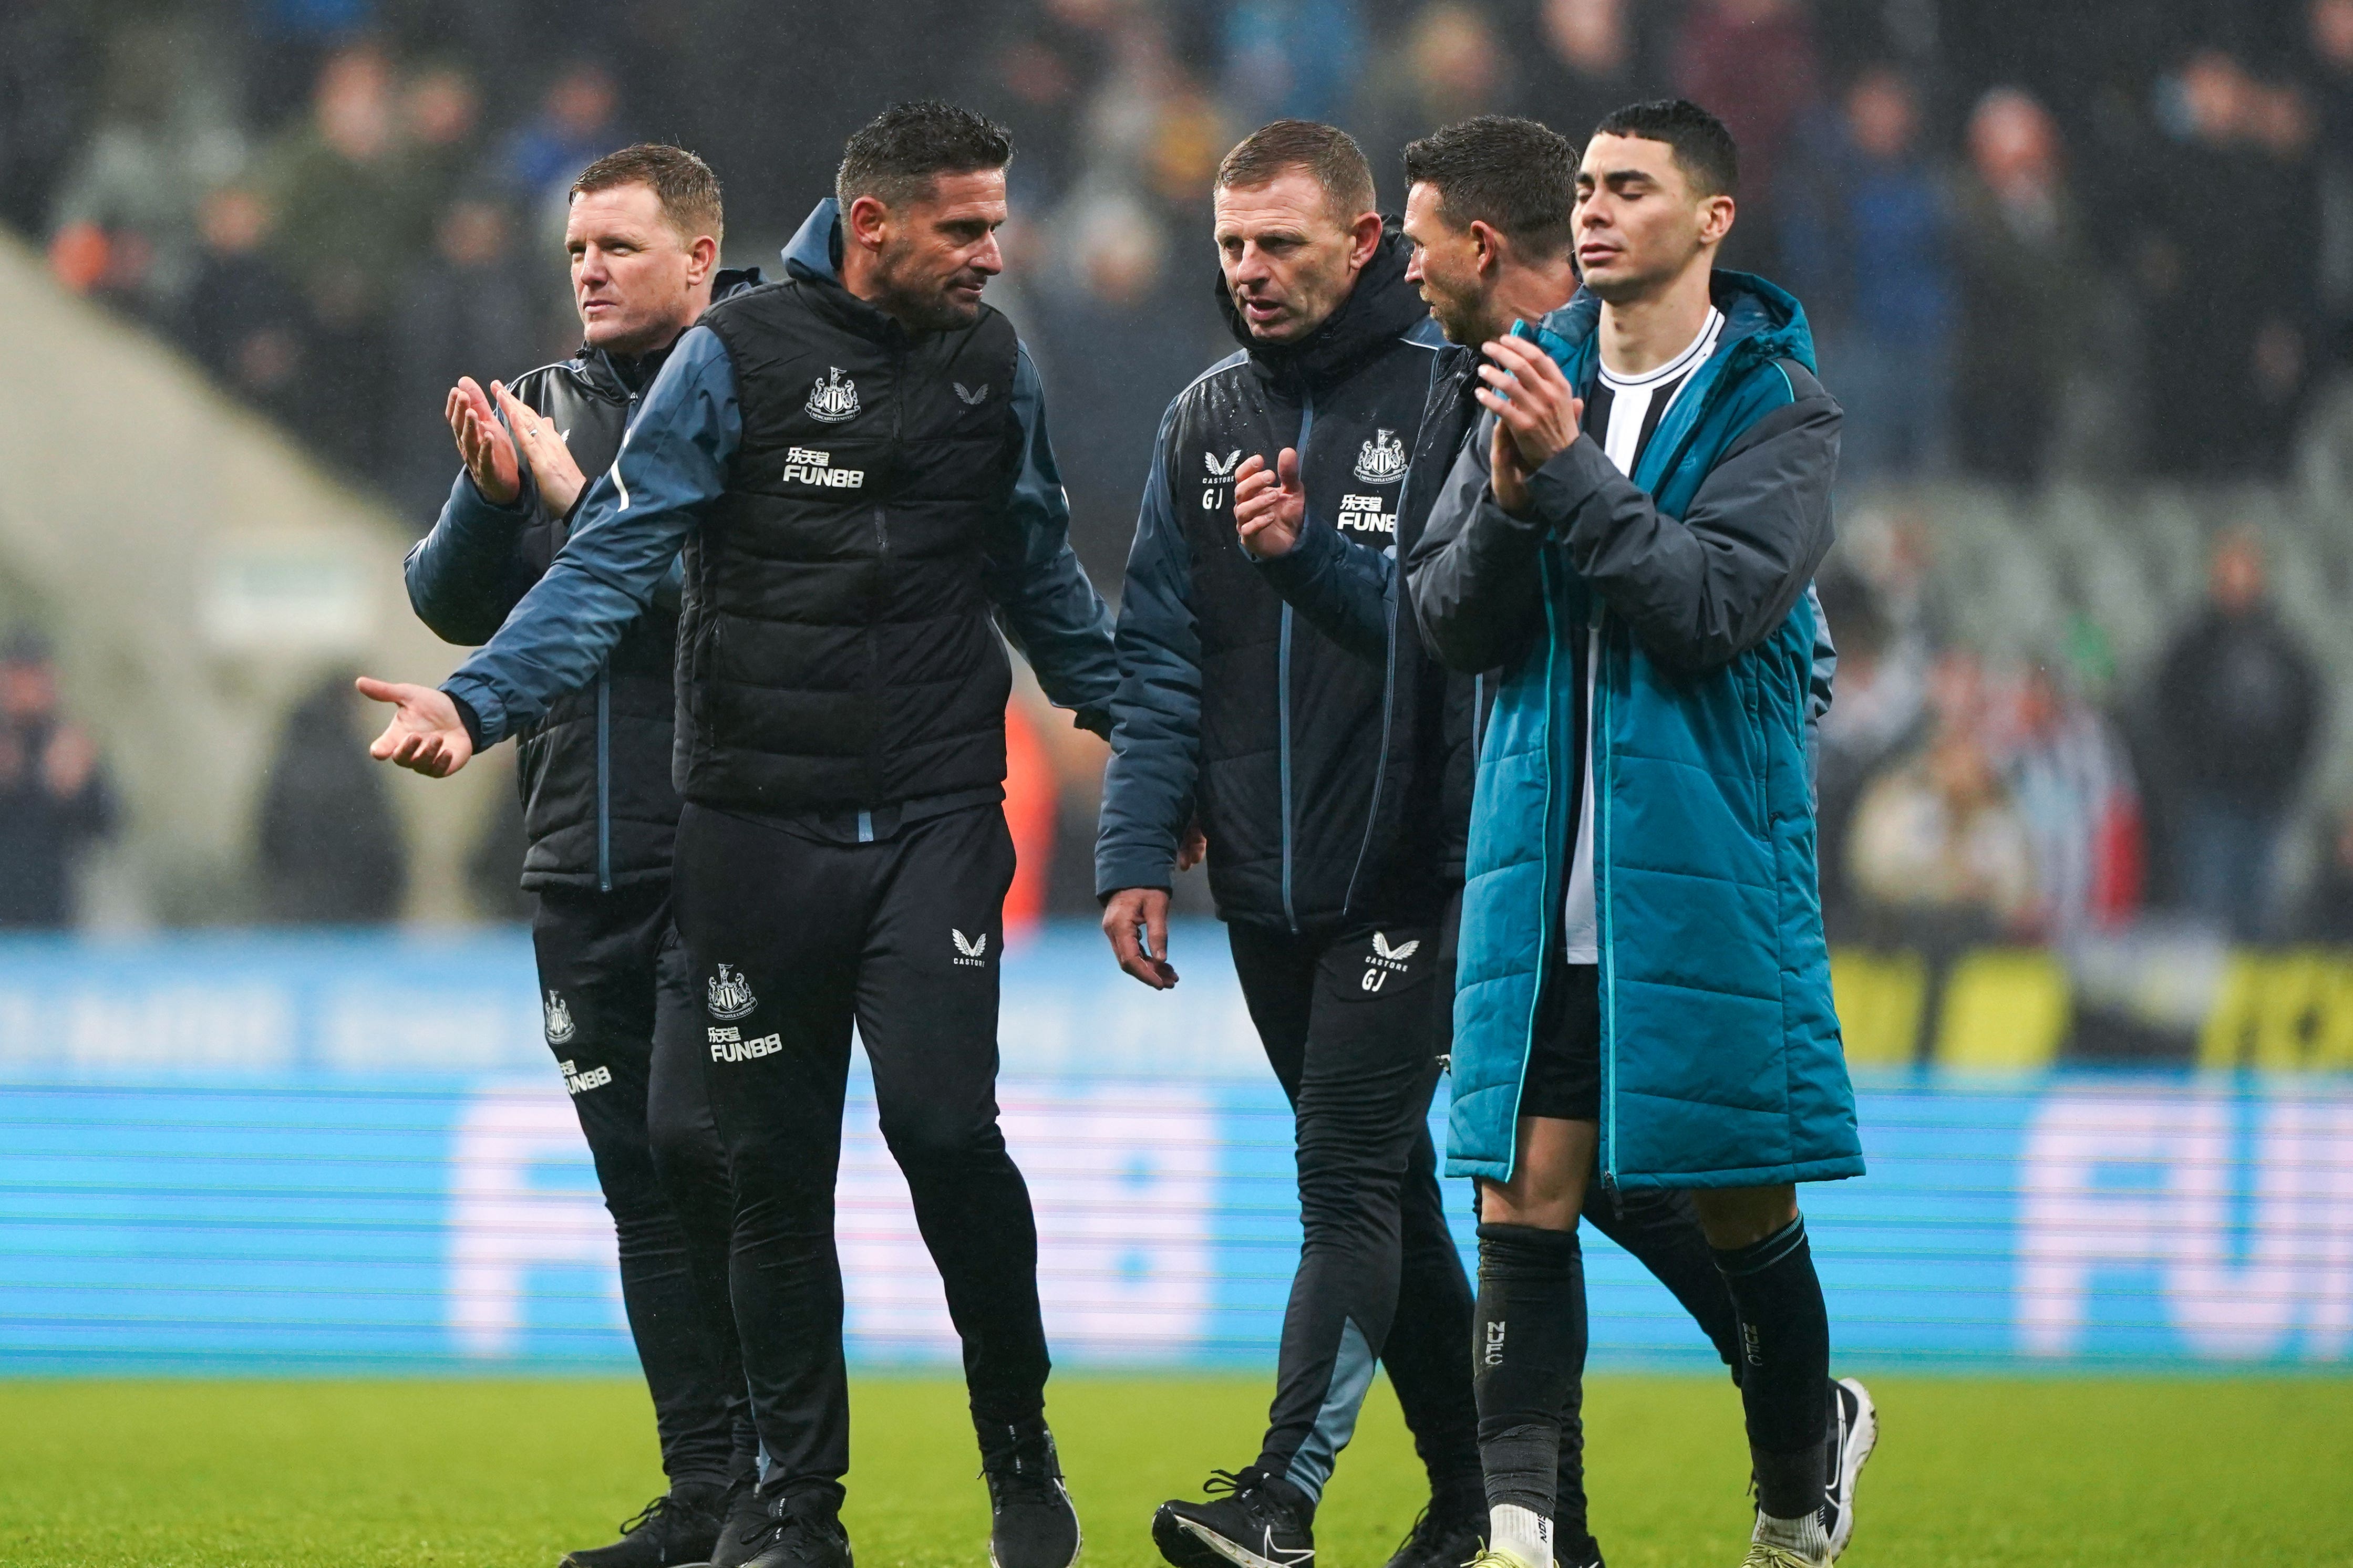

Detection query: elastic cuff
(1251, 516), (1344, 578)
(1711, 1214), (1809, 1276)
(461, 469), (531, 515)
(1095, 854), (1176, 902)
(447, 692), (486, 752)
(1476, 1220), (1583, 1276)
(439, 677), (507, 748)
(1524, 438), (1611, 524)
(1475, 489), (1548, 537)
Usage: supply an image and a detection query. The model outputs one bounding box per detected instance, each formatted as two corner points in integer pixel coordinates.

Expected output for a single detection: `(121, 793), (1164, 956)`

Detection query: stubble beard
(876, 242), (984, 332)
(1429, 282), (1497, 348)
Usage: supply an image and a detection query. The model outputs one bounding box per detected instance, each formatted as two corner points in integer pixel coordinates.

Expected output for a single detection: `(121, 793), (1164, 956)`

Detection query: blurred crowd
(2, 0), (2350, 942)
(0, 636), (116, 930)
(11, 0), (2353, 545)
(1818, 520), (2336, 951)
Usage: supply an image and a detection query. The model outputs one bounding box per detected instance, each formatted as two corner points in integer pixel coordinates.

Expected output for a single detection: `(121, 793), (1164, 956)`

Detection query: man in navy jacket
(403, 143), (757, 1568)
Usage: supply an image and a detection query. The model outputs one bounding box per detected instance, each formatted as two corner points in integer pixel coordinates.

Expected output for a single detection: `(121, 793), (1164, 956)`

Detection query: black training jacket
(1246, 337), (1492, 890)
(1095, 227), (1459, 934)
(404, 268), (762, 891)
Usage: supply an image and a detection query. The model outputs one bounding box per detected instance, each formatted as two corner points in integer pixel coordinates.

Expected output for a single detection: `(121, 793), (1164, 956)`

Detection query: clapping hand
(1233, 449), (1305, 559)
(492, 381), (590, 516)
(1474, 335), (1583, 517)
(446, 376), (521, 505)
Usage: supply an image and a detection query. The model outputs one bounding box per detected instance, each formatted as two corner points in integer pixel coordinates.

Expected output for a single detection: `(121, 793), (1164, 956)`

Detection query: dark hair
(1401, 115), (1577, 256)
(571, 143), (725, 243)
(1590, 98), (1739, 198)
(836, 100), (1014, 211)
(1215, 119), (1376, 221)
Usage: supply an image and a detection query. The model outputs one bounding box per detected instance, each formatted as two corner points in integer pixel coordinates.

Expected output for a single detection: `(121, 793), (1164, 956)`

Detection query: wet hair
(1215, 119), (1377, 222)
(1590, 98), (1740, 198)
(836, 100), (1014, 211)
(570, 143), (725, 244)
(1401, 115), (1578, 256)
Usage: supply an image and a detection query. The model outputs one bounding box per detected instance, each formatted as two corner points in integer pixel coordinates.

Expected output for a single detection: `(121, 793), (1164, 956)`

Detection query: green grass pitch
(1, 1375), (2348, 1566)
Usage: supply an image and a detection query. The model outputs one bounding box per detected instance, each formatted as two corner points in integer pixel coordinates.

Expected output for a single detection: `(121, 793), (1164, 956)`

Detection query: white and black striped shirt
(1561, 307), (1725, 963)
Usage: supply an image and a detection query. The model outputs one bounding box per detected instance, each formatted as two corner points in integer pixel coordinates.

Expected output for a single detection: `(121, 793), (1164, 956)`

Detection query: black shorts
(1519, 960), (1601, 1123)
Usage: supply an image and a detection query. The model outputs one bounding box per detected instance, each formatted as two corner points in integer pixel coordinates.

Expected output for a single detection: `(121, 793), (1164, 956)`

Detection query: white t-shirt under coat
(1560, 307), (1725, 961)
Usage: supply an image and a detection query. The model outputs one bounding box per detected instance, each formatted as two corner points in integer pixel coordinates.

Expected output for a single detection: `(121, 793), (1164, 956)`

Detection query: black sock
(1472, 1222), (1587, 1519)
(1712, 1215), (1831, 1520)
(1554, 1370), (1589, 1541)
(1585, 1181), (1743, 1383)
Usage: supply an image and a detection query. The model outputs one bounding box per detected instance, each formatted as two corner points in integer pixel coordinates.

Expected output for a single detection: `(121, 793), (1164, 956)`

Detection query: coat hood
(1217, 219), (1433, 391)
(783, 199), (844, 283)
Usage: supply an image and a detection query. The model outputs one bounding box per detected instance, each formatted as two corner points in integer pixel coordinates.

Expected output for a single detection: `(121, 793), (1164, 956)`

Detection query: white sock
(1490, 1503), (1553, 1568)
(1752, 1506), (1831, 1559)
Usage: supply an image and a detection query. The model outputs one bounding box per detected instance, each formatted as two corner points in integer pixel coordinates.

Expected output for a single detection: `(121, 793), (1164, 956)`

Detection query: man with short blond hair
(401, 140), (762, 1568)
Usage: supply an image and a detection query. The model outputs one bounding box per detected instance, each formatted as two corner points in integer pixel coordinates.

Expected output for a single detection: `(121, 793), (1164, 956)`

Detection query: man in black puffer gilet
(374, 107), (1116, 1568)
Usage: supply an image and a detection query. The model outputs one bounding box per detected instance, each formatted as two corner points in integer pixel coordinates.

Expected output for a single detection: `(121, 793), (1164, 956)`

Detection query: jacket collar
(573, 266), (769, 398)
(781, 198), (927, 348)
(1531, 269), (1816, 497)
(1217, 220), (1433, 393)
(1533, 269), (1817, 379)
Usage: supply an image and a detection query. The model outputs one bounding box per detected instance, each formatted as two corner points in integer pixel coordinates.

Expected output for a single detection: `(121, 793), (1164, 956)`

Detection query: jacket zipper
(1277, 399), (1316, 935)
(597, 377), (638, 896)
(869, 347), (903, 804)
(596, 668), (612, 892)
(1509, 551), (1565, 1181)
(1340, 455), (1406, 918)
(1277, 604), (1298, 934)
(876, 349), (902, 558)
(1342, 348), (1446, 918)
(1595, 606), (1616, 1192)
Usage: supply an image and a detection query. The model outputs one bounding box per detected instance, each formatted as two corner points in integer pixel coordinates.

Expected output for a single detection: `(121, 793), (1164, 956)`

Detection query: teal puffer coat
(1407, 272), (1863, 1191)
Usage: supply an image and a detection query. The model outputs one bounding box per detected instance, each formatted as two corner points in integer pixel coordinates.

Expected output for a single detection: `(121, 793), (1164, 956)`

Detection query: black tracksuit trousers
(1229, 916), (1479, 1504)
(532, 882), (756, 1489)
(671, 799), (1051, 1506)
(1228, 910), (1745, 1518)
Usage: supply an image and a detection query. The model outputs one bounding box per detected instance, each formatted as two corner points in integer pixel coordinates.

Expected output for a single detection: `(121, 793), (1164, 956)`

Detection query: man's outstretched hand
(1233, 448), (1305, 559)
(357, 677), (474, 778)
(1101, 886), (1179, 989)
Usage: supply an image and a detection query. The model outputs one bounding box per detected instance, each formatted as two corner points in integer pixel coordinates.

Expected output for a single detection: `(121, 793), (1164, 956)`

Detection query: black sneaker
(1558, 1530), (1606, 1568)
(978, 1417), (1081, 1568)
(1381, 1490), (1483, 1568)
(737, 1490), (853, 1568)
(559, 1486), (726, 1568)
(1823, 1378), (1878, 1560)
(709, 1476), (771, 1568)
(1152, 1467), (1313, 1568)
